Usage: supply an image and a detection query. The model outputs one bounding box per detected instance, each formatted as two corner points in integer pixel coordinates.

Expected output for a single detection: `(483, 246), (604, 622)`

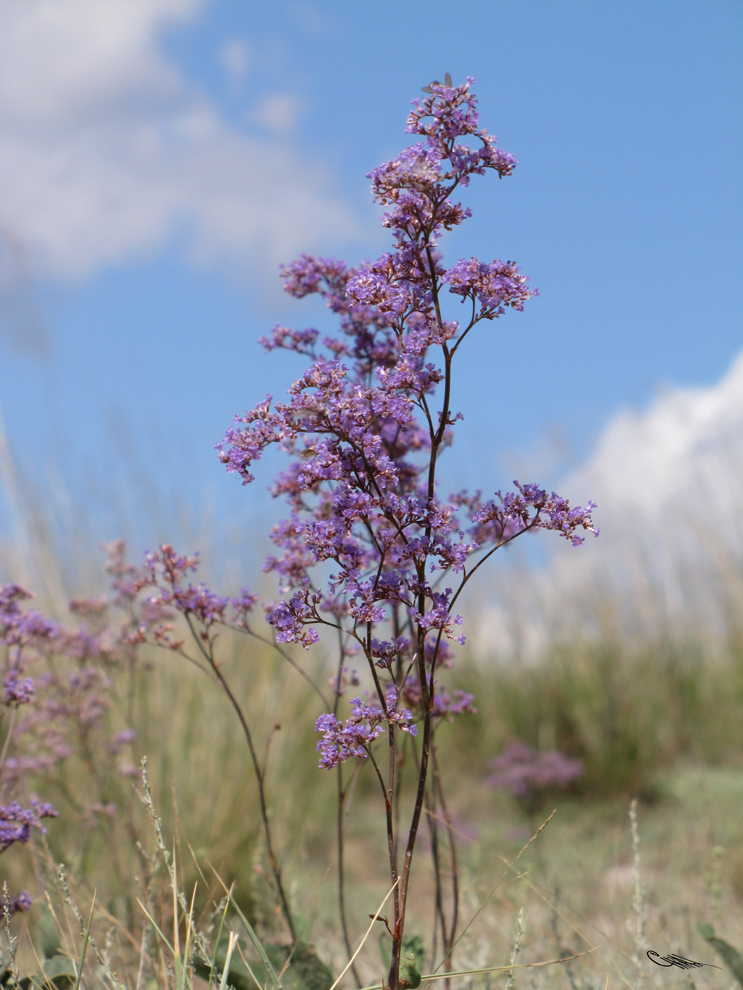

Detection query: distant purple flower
(328, 665), (360, 695)
(0, 800), (59, 853)
(170, 585), (229, 625)
(230, 589), (259, 618)
(0, 584), (57, 647)
(103, 539), (147, 603)
(116, 761), (141, 779)
(3, 674), (34, 706)
(69, 596), (109, 617)
(0, 584), (33, 611)
(486, 740), (584, 801)
(85, 802), (117, 821)
(106, 728), (136, 754)
(144, 545), (200, 587)
(5, 890), (32, 915)
(432, 689), (477, 721)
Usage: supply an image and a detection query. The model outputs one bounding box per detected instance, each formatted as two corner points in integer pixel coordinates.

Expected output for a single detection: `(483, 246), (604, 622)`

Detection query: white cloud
(476, 350), (743, 658)
(219, 38), (251, 82)
(562, 352), (743, 517)
(250, 94), (302, 136)
(0, 0), (361, 285)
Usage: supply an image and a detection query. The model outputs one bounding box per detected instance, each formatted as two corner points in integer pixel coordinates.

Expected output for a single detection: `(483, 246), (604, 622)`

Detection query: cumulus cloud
(477, 350), (743, 658)
(219, 38), (251, 82)
(563, 355), (743, 517)
(0, 0), (361, 285)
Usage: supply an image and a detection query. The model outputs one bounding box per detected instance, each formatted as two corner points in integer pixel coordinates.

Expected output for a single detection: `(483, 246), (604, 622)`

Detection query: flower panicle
(215, 76), (597, 766)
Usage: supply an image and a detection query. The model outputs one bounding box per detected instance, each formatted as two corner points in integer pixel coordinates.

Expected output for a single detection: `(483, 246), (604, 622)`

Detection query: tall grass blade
(72, 891), (95, 990)
(217, 932), (240, 990)
(209, 866), (282, 990)
(136, 900), (174, 955)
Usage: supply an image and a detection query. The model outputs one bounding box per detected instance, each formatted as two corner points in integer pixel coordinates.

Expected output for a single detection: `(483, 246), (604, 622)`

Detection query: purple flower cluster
(443, 258), (533, 318)
(1, 586), (138, 781)
(109, 543), (262, 649)
(0, 553), (165, 906)
(431, 688), (477, 722)
(1, 584), (56, 649)
(467, 482), (598, 548)
(0, 799), (58, 853)
(315, 696), (417, 769)
(0, 542), (267, 914)
(215, 77), (596, 768)
(486, 739), (584, 801)
(4, 889), (32, 915)
(3, 674), (34, 705)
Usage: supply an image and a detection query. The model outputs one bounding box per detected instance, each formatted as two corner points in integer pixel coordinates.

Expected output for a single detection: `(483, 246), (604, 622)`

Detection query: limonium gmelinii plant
(216, 75), (597, 990)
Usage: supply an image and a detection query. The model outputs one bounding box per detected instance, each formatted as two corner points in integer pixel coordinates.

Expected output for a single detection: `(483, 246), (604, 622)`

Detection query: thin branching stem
(181, 613), (297, 941)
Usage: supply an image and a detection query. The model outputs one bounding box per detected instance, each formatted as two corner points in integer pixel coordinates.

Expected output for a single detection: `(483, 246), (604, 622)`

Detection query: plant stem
(184, 615), (296, 941)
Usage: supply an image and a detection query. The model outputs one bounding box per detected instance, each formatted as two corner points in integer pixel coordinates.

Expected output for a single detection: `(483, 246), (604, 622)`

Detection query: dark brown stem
(386, 701), (433, 990)
(386, 726), (401, 934)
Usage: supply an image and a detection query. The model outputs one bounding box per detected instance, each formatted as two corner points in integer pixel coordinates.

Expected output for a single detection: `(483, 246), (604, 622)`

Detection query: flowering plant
(487, 738), (585, 812)
(217, 75), (597, 989)
(0, 573), (144, 919)
(0, 75), (596, 989)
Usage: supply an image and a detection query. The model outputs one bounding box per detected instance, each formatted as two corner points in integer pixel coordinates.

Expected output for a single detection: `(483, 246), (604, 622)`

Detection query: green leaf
(16, 954), (77, 989)
(697, 922), (743, 987)
(399, 935), (424, 990)
(265, 942), (334, 990)
(194, 939), (334, 990)
(378, 934), (424, 990)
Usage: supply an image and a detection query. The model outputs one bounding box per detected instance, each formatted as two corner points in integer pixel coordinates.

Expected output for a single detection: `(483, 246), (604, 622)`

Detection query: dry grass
(3, 424), (743, 988)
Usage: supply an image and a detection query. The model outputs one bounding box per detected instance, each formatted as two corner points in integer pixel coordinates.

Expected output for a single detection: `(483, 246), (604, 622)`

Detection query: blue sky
(0, 0), (741, 575)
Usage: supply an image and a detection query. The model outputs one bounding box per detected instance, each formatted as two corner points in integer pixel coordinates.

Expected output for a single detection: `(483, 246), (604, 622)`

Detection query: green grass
(3, 464), (743, 988)
(4, 618), (742, 988)
(449, 634), (743, 801)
